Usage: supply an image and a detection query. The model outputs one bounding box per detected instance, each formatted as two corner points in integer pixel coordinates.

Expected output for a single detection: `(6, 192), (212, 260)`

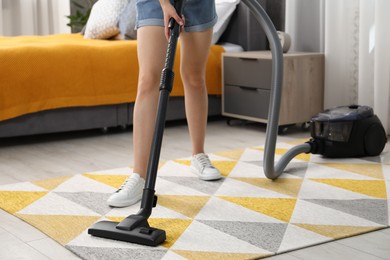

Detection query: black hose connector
(306, 139), (324, 155)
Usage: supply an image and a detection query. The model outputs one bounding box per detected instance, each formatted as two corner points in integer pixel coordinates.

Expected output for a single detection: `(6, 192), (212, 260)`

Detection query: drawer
(223, 56), (272, 89)
(223, 84), (270, 119)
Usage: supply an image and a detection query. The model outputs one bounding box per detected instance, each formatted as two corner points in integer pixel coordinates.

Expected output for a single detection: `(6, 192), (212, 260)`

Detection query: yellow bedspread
(0, 34), (224, 121)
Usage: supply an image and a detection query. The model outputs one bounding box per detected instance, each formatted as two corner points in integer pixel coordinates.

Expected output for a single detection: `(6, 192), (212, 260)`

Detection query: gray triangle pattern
(66, 246), (167, 260)
(55, 192), (112, 215)
(158, 176), (225, 196)
(198, 220), (288, 253)
(304, 199), (389, 225)
(247, 161), (263, 167)
(360, 157), (382, 163)
(283, 162), (309, 178)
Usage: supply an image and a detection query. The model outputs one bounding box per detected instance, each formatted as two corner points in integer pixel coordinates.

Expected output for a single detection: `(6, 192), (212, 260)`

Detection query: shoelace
(117, 176), (138, 192)
(196, 154), (215, 169)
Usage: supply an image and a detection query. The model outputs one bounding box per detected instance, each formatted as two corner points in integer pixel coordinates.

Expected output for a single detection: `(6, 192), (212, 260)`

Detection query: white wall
(0, 0), (2, 35)
(0, 0), (71, 36)
(285, 0), (325, 52)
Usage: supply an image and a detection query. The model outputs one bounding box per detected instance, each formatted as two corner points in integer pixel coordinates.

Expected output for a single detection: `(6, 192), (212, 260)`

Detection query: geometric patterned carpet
(0, 141), (389, 259)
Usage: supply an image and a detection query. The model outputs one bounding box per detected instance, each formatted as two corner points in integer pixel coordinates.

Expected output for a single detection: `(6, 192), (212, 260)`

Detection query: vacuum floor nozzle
(88, 220), (166, 247)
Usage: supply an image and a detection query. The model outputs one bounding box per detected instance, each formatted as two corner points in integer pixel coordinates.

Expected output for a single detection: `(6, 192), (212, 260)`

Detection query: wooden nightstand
(222, 51), (324, 130)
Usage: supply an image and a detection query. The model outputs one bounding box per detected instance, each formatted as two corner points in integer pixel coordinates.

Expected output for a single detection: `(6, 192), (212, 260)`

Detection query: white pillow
(84, 0), (129, 39)
(212, 0), (240, 44)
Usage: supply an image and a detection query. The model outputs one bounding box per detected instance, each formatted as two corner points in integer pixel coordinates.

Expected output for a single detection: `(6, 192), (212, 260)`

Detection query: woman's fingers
(162, 3), (184, 40)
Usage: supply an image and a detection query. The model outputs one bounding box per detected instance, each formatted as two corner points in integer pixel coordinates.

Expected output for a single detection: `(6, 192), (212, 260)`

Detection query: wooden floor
(0, 118), (389, 260)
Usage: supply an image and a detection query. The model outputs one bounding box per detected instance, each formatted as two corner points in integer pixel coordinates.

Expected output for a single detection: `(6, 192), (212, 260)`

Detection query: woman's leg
(133, 26), (168, 179)
(107, 26), (167, 207)
(180, 28), (221, 180)
(179, 28), (213, 156)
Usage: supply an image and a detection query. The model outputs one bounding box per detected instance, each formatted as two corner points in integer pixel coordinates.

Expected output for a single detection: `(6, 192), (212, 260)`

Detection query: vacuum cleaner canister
(309, 105), (387, 158)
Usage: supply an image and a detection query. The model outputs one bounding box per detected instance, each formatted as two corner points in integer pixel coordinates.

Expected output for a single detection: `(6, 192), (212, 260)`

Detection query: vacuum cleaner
(247, 1), (388, 179)
(88, 0), (387, 246)
(264, 104), (387, 179)
(308, 105), (387, 158)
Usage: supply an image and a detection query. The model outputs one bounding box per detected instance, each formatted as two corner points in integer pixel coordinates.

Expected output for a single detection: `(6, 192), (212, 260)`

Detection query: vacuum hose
(242, 0), (311, 180)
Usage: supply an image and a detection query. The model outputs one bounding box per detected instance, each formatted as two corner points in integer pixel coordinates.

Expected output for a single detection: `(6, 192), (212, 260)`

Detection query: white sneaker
(191, 153), (222, 181)
(107, 173), (145, 207)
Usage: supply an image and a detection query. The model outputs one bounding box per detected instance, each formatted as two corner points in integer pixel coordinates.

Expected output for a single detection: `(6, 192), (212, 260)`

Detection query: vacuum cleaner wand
(88, 0), (185, 246)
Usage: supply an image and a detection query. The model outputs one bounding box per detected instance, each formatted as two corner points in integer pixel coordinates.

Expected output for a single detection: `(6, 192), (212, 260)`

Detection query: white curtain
(0, 0), (70, 36)
(286, 0), (390, 134)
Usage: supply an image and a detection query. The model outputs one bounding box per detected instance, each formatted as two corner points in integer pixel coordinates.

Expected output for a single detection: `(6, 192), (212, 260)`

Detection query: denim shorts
(136, 0), (217, 32)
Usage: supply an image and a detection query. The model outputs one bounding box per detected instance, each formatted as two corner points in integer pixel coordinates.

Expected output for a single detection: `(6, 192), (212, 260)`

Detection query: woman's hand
(160, 0), (184, 40)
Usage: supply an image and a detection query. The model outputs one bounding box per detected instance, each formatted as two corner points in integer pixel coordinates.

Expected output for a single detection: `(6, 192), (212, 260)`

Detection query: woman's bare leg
(179, 28), (213, 155)
(133, 26), (167, 179)
(107, 27), (168, 207)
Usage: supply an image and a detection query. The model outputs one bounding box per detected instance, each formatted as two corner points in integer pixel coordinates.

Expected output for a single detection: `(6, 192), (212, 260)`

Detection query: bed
(0, 0), (285, 138)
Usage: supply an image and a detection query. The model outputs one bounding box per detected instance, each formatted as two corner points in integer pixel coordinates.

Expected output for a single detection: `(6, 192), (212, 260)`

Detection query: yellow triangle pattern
(106, 216), (192, 249)
(158, 161), (167, 169)
(173, 250), (271, 260)
(275, 148), (311, 162)
(212, 161), (238, 177)
(214, 148), (245, 161)
(0, 191), (47, 214)
(157, 195), (210, 219)
(258, 148), (311, 162)
(234, 177), (303, 197)
(294, 224), (383, 239)
(32, 176), (71, 190)
(149, 218), (192, 249)
(286, 138), (311, 145)
(174, 159), (191, 166)
(16, 214), (100, 245)
(173, 160), (237, 177)
(82, 174), (127, 189)
(318, 163), (383, 179)
(311, 179), (387, 199)
(220, 197), (297, 222)
(253, 147), (264, 152)
(106, 216), (123, 222)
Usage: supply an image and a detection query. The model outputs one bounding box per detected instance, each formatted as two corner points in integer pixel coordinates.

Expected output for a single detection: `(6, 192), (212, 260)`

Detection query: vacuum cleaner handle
(115, 0), (186, 233)
(139, 0), (185, 216)
(168, 0), (185, 32)
(162, 0), (185, 72)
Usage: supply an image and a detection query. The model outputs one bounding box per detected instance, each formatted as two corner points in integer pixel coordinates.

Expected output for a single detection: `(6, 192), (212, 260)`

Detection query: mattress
(0, 34), (225, 121)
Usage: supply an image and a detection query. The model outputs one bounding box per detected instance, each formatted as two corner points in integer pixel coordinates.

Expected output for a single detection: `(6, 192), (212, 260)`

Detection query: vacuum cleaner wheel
(364, 123), (387, 156)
